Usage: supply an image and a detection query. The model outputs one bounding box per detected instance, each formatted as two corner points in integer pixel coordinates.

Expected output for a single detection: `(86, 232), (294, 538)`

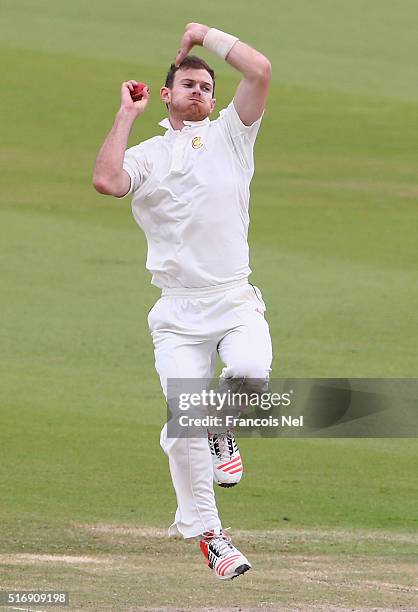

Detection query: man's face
(160, 68), (216, 122)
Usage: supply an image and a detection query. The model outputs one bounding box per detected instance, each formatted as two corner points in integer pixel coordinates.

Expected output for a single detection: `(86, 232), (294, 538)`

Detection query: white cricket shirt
(122, 100), (262, 289)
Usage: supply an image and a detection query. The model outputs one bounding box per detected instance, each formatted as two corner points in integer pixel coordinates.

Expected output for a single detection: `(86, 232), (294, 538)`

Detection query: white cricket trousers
(148, 278), (273, 539)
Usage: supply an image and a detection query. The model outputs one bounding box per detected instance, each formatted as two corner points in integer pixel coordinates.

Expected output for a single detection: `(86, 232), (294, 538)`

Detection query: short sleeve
(119, 143), (149, 198)
(217, 100), (263, 169)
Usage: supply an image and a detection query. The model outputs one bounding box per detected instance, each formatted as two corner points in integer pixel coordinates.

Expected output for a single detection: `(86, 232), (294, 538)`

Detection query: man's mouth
(189, 98), (203, 103)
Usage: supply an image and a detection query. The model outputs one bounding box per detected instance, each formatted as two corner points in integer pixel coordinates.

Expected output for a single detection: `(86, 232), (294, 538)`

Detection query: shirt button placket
(170, 131), (188, 174)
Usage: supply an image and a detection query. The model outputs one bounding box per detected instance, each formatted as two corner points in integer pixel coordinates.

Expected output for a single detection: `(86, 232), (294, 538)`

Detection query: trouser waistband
(161, 278), (248, 298)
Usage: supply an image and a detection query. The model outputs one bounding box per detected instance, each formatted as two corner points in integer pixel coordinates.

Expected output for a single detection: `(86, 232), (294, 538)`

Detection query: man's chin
(183, 109), (208, 122)
(183, 116), (207, 122)
(184, 100), (209, 119)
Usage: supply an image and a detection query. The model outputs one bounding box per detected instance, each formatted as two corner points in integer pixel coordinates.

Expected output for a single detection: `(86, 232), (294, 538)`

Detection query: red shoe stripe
(219, 557), (242, 576)
(217, 554), (241, 573)
(218, 456), (242, 470)
(227, 467), (243, 475)
(219, 455), (241, 467)
(218, 559), (241, 577)
(220, 559), (240, 576)
(221, 462), (243, 473)
(217, 554), (241, 574)
(219, 463), (241, 472)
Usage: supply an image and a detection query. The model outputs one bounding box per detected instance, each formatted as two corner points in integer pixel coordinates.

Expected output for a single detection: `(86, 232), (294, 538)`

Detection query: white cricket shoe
(200, 530), (251, 580)
(208, 430), (243, 487)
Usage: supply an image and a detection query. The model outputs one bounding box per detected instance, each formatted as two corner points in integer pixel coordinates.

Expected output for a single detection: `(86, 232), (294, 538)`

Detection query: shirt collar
(158, 117), (210, 131)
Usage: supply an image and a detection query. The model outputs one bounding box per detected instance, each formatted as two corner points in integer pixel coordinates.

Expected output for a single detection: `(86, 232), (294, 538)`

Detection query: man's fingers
(121, 80), (140, 92)
(175, 32), (193, 66)
(174, 51), (183, 67)
(175, 46), (190, 66)
(121, 83), (131, 100)
(174, 23), (208, 64)
(138, 86), (150, 101)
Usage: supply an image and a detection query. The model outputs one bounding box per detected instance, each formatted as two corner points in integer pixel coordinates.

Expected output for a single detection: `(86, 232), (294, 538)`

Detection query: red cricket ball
(131, 82), (148, 101)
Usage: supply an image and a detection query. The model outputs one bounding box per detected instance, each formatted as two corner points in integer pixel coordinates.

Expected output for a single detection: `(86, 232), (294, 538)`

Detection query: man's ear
(160, 86), (171, 105)
(209, 98), (216, 114)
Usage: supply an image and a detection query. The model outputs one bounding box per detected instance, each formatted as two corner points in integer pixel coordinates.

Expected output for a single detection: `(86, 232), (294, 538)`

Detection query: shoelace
(213, 431), (234, 461)
(202, 529), (234, 556)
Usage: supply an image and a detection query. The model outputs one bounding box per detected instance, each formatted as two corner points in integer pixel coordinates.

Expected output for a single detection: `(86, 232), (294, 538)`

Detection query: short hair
(165, 55), (216, 96)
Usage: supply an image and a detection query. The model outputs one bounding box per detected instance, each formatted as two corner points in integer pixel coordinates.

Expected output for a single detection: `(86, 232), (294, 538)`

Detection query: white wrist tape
(203, 28), (239, 60)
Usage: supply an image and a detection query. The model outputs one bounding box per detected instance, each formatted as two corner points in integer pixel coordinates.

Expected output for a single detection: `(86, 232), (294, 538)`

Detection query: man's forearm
(201, 25), (270, 80)
(225, 41), (271, 81)
(92, 108), (137, 195)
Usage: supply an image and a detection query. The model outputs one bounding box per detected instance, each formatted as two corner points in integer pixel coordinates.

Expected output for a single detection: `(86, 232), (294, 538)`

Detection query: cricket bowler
(93, 22), (273, 580)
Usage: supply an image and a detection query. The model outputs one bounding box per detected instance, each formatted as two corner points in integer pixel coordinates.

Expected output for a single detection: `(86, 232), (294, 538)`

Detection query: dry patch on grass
(79, 524), (168, 538)
(77, 522), (418, 547)
(1, 524), (417, 611)
(0, 599), (413, 612)
(0, 553), (110, 565)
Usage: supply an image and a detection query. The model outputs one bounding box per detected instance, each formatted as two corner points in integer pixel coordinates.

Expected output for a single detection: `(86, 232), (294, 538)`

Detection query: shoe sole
(231, 564), (251, 579)
(217, 481), (238, 488)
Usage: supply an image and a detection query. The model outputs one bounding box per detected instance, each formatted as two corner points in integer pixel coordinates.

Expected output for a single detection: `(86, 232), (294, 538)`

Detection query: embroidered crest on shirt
(191, 136), (203, 149)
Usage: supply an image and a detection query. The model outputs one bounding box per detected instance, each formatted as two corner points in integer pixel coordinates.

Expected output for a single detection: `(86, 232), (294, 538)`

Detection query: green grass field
(1, 1), (418, 610)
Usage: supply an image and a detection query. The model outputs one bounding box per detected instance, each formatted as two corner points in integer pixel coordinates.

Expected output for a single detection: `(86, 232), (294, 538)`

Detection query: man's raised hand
(175, 23), (210, 66)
